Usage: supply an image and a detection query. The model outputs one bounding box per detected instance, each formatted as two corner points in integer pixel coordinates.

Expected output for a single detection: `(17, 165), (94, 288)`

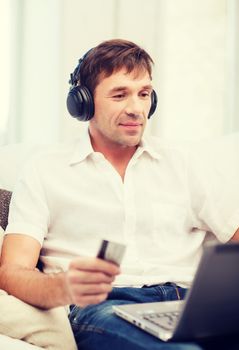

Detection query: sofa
(0, 334), (42, 350)
(0, 135), (238, 348)
(0, 143), (47, 349)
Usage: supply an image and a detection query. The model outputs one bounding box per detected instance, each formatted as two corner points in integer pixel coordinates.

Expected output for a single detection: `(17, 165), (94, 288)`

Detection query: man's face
(89, 68), (153, 149)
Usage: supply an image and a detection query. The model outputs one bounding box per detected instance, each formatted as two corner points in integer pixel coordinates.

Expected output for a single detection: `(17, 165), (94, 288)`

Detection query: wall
(61, 0), (233, 142)
(1, 0), (238, 144)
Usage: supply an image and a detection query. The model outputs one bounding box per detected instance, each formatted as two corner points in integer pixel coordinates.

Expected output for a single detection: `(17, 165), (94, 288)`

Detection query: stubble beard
(112, 128), (144, 148)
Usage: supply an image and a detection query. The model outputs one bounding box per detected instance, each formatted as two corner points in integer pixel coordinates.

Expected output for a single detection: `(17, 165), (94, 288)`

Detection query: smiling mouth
(119, 122), (142, 127)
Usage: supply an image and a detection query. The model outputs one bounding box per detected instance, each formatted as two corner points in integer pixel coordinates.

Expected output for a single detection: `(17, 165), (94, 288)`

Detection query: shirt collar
(135, 136), (162, 161)
(69, 128), (95, 165)
(69, 128), (162, 166)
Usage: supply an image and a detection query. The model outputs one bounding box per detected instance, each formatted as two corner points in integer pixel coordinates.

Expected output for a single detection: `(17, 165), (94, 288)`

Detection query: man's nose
(125, 97), (142, 117)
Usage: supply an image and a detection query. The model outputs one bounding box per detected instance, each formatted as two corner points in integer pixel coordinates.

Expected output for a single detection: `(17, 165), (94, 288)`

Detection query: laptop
(113, 241), (239, 341)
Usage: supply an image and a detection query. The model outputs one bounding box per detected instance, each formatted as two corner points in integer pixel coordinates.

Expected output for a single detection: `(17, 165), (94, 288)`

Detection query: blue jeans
(69, 284), (238, 350)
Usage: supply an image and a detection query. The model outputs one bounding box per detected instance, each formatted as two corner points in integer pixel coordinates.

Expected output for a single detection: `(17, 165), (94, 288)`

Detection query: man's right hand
(65, 257), (120, 307)
(0, 235), (120, 309)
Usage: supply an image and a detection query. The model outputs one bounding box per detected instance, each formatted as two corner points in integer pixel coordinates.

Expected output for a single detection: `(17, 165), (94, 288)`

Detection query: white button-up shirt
(5, 130), (239, 287)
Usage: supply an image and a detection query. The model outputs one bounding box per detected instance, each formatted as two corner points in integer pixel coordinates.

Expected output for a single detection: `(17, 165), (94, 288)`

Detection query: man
(0, 39), (239, 350)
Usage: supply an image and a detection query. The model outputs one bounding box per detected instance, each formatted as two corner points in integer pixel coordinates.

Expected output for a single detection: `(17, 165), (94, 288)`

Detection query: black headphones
(66, 50), (158, 122)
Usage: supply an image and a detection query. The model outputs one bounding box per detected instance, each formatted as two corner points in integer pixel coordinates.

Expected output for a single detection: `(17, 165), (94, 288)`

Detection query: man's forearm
(0, 264), (71, 309)
(231, 227), (239, 241)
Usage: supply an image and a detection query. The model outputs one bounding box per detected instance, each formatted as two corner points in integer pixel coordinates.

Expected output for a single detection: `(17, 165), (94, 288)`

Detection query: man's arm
(0, 234), (120, 309)
(230, 227), (239, 242)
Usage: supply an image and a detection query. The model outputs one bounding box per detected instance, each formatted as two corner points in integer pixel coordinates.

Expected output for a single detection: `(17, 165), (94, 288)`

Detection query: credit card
(97, 239), (126, 266)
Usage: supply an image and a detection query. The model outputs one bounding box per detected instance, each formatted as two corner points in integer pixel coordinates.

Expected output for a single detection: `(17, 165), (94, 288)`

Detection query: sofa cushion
(0, 189), (12, 231)
(0, 334), (43, 350)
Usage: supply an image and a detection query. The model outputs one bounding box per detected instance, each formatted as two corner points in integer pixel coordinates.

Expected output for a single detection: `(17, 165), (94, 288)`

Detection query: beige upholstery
(0, 334), (43, 350)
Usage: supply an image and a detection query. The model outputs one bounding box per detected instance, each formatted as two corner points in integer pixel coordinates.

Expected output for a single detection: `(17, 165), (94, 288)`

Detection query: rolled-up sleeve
(188, 133), (239, 242)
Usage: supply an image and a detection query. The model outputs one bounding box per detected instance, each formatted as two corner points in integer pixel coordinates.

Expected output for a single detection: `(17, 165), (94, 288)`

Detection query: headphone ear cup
(67, 86), (94, 121)
(148, 90), (158, 119)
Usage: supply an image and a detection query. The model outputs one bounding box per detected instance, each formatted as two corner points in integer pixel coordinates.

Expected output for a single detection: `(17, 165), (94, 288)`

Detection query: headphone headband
(69, 48), (94, 87)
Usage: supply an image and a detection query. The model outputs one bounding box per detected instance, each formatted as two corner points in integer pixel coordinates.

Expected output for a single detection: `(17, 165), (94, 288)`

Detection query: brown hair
(79, 39), (154, 95)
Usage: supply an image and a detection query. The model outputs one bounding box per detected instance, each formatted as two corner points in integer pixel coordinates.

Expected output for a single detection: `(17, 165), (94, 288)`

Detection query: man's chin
(118, 136), (142, 148)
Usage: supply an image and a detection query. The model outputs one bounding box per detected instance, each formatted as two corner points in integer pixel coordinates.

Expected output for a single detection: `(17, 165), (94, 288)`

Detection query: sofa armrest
(0, 334), (43, 349)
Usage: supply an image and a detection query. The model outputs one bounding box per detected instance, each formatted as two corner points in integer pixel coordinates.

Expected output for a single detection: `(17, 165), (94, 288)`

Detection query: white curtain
(2, 0), (61, 145)
(0, 0), (11, 145)
(1, 0), (238, 145)
(225, 0), (239, 133)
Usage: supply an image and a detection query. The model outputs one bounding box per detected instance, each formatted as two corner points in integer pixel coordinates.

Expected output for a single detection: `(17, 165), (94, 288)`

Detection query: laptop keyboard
(142, 311), (180, 330)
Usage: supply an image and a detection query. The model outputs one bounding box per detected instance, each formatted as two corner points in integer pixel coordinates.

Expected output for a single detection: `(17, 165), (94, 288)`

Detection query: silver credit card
(97, 239), (126, 265)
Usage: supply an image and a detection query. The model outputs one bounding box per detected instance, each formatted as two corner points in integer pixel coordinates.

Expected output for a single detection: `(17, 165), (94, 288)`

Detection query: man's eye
(113, 94), (125, 99)
(141, 91), (150, 98)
